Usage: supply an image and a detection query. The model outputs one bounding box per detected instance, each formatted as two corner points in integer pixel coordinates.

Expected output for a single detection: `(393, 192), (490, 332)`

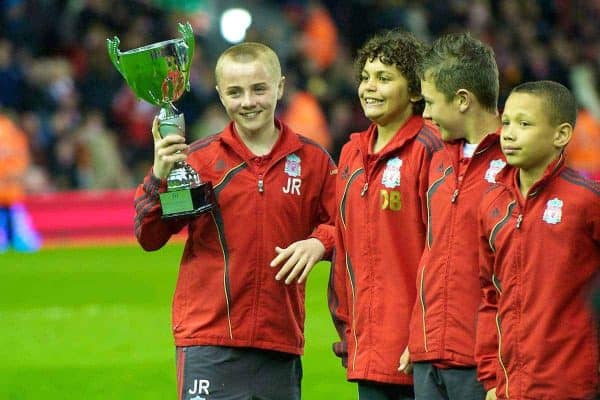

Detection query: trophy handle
(106, 36), (124, 76)
(178, 22), (195, 91)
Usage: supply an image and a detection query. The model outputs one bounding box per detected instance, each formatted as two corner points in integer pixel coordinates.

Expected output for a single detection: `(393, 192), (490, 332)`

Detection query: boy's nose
(422, 106), (431, 120)
(241, 92), (255, 107)
(365, 79), (377, 91)
(501, 127), (515, 141)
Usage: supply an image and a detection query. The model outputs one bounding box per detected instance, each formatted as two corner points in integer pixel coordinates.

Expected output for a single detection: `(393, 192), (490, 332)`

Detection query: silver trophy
(107, 22), (216, 218)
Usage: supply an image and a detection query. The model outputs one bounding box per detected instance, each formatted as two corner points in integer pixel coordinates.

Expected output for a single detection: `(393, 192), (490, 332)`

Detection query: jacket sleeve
(475, 203), (499, 391)
(308, 156), (337, 260)
(134, 170), (189, 251)
(415, 128), (443, 227)
(327, 214), (350, 368)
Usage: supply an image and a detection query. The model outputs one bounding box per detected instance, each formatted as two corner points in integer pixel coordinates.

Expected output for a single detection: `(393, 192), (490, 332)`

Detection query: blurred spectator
(110, 85), (157, 179)
(567, 109), (600, 181)
(176, 42), (220, 128)
(299, 1), (339, 73)
(0, 37), (25, 109)
(76, 23), (123, 116)
(0, 0), (599, 191)
(281, 84), (332, 151)
(75, 109), (133, 189)
(0, 111), (41, 252)
(189, 103), (229, 141)
(568, 63), (600, 180)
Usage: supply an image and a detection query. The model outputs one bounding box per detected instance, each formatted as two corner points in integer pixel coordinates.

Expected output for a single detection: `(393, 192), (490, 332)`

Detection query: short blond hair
(215, 42), (281, 86)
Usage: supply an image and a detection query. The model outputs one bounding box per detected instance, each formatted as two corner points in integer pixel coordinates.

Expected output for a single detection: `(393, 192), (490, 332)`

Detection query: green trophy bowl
(107, 22), (216, 219)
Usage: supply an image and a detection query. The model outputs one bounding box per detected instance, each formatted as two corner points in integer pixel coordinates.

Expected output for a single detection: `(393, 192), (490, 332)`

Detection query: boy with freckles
(476, 81), (600, 400)
(134, 42), (336, 400)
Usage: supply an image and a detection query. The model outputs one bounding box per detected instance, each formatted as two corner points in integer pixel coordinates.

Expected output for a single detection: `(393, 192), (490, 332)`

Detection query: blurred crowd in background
(1, 0), (600, 196)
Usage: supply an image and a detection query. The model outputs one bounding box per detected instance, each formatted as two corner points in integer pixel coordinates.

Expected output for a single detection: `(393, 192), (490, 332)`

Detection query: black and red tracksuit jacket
(135, 120), (336, 355)
(476, 156), (600, 399)
(408, 132), (506, 368)
(329, 116), (442, 384)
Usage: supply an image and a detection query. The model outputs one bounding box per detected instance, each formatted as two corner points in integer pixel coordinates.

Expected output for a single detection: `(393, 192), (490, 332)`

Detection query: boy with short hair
(328, 29), (442, 400)
(134, 42), (336, 400)
(399, 32), (505, 399)
(476, 80), (600, 400)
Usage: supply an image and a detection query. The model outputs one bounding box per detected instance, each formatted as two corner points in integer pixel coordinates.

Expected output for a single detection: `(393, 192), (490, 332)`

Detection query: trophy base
(159, 182), (217, 219)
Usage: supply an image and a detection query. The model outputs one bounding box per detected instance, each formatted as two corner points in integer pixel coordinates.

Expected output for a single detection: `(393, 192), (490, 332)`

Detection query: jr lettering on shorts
(188, 379), (210, 397)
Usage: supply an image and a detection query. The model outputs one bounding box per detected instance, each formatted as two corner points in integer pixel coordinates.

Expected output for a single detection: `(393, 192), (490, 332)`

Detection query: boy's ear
(215, 85), (226, 107)
(456, 89), (470, 112)
(277, 76), (286, 100)
(554, 122), (573, 148)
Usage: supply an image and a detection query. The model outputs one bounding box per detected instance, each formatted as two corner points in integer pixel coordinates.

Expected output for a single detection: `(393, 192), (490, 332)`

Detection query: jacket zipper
(450, 139), (491, 203)
(258, 174), (264, 193)
(451, 188), (459, 203)
(360, 182), (369, 196)
(515, 214), (523, 229)
(254, 148), (302, 193)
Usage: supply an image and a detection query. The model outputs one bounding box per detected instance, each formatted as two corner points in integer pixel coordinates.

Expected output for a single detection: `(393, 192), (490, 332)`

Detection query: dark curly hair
(419, 32), (499, 112)
(355, 29), (427, 116)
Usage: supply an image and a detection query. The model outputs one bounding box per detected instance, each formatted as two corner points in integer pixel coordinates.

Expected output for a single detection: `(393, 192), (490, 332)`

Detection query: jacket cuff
(144, 168), (168, 197)
(309, 224), (335, 259)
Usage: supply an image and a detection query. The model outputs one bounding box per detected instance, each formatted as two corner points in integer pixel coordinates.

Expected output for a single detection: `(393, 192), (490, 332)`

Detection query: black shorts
(176, 346), (302, 400)
(412, 363), (485, 400)
(357, 380), (414, 400)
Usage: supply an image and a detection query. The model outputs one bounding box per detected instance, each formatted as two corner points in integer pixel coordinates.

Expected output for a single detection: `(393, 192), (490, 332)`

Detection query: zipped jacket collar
(496, 152), (566, 199)
(219, 119), (304, 167)
(349, 116), (426, 179)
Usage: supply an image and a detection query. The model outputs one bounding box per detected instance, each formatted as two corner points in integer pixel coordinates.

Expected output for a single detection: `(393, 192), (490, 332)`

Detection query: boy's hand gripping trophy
(107, 22), (216, 219)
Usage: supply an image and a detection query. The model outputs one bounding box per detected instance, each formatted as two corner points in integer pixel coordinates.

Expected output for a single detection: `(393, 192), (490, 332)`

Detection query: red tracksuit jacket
(476, 156), (600, 400)
(408, 133), (506, 367)
(328, 116), (442, 384)
(134, 120), (336, 355)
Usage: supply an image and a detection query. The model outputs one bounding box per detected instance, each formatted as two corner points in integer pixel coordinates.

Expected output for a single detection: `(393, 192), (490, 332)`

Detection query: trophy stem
(158, 106), (185, 138)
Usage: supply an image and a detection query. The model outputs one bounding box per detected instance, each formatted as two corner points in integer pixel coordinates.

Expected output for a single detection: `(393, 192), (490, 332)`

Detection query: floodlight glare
(220, 8), (252, 43)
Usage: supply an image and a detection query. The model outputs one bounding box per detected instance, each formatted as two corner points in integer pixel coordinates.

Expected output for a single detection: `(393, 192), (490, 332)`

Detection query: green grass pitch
(0, 244), (356, 399)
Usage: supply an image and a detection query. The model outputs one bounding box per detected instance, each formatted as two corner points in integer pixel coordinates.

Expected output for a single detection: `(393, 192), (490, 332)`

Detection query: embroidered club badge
(484, 159), (506, 183)
(284, 154), (301, 177)
(382, 157), (402, 189)
(542, 198), (563, 224)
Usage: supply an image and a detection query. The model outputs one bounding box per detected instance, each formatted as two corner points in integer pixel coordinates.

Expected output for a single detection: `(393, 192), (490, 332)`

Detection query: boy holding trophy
(129, 38), (336, 399)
